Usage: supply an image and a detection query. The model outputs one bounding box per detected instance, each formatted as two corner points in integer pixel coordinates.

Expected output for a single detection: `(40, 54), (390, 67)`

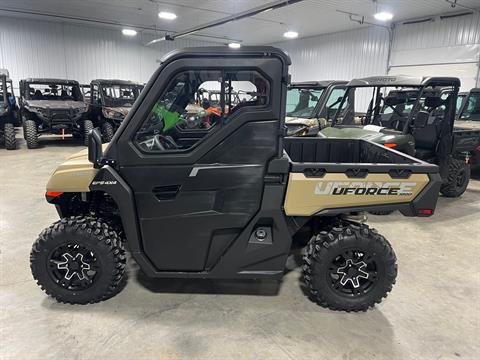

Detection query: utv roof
(289, 80), (347, 88)
(159, 46), (292, 66)
(469, 88), (480, 93)
(92, 79), (140, 86)
(23, 78), (80, 85)
(347, 75), (461, 88)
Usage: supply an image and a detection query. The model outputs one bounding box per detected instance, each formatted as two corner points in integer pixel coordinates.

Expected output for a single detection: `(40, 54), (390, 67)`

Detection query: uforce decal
(91, 180), (118, 186)
(314, 181), (417, 196)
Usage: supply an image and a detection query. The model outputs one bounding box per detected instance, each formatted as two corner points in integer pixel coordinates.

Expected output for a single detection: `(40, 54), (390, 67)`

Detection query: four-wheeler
(30, 47), (443, 312)
(88, 79), (142, 142)
(320, 76), (480, 198)
(0, 69), (19, 150)
(19, 78), (91, 148)
(455, 88), (480, 167)
(285, 81), (348, 136)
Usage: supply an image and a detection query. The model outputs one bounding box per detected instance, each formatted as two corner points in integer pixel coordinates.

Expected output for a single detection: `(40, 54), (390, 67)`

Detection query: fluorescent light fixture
(122, 28), (137, 36)
(374, 11), (393, 21)
(228, 42), (241, 49)
(283, 31), (298, 39)
(159, 11), (177, 20)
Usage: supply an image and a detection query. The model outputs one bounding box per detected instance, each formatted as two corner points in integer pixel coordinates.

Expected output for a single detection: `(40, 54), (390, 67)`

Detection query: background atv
(31, 46), (442, 312)
(321, 76), (480, 198)
(455, 88), (480, 167)
(19, 78), (91, 148)
(0, 69), (19, 150)
(285, 81), (348, 136)
(88, 79), (141, 142)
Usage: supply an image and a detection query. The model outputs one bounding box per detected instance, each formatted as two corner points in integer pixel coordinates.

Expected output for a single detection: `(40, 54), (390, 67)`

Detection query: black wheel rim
(47, 243), (100, 291)
(327, 249), (378, 297)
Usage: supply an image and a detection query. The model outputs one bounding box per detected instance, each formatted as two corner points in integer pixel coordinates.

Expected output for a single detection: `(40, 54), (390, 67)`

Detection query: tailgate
(283, 137), (442, 217)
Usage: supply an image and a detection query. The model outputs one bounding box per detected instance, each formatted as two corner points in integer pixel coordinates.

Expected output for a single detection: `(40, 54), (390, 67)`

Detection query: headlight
(102, 108), (123, 119)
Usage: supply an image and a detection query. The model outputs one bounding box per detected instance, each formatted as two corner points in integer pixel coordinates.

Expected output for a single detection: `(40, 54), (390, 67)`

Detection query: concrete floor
(1, 135), (479, 360)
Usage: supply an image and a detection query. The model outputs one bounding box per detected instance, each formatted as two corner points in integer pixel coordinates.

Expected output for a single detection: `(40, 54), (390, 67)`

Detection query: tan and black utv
(31, 47), (442, 312)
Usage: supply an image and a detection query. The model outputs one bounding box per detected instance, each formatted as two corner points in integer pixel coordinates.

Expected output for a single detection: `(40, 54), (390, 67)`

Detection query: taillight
(384, 143), (397, 148)
(417, 209), (433, 216)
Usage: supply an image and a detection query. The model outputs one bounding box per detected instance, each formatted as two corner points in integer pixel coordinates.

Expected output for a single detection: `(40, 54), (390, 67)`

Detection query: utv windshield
(456, 94), (466, 115)
(26, 83), (83, 101)
(286, 88), (324, 118)
(459, 92), (480, 121)
(100, 85), (140, 107)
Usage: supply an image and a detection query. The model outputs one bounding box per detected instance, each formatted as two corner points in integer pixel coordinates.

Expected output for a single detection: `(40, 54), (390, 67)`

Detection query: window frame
(132, 66), (272, 155)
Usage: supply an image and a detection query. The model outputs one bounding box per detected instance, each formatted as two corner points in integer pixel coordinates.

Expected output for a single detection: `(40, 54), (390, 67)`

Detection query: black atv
(31, 46), (442, 312)
(0, 69), (19, 150)
(19, 79), (91, 148)
(88, 79), (141, 142)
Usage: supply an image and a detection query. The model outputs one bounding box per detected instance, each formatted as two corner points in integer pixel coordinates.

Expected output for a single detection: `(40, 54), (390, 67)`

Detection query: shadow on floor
(136, 271), (282, 297)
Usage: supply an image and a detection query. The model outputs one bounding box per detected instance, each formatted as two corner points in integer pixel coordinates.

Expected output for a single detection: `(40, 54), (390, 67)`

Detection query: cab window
(134, 69), (270, 152)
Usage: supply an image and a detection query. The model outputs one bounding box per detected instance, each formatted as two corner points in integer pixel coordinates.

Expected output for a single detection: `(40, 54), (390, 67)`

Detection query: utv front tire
(24, 120), (39, 149)
(101, 122), (114, 143)
(83, 120), (93, 146)
(30, 216), (126, 304)
(302, 223), (397, 312)
(440, 158), (470, 198)
(4, 123), (16, 150)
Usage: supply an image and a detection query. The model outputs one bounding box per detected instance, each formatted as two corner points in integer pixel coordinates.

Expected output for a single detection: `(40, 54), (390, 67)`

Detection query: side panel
(284, 172), (429, 216)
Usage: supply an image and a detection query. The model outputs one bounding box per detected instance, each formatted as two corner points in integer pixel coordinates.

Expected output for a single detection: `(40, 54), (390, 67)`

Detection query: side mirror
(88, 128), (103, 167)
(414, 111), (429, 128)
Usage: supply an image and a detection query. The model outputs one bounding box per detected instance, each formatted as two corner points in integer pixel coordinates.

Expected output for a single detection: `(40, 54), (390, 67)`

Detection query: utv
(0, 69), (19, 150)
(320, 76), (480, 198)
(31, 47), (442, 312)
(285, 81), (348, 136)
(19, 79), (91, 148)
(88, 79), (141, 142)
(455, 88), (480, 167)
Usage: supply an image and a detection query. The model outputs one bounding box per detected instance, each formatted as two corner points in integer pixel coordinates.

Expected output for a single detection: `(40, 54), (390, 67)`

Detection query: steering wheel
(138, 133), (179, 151)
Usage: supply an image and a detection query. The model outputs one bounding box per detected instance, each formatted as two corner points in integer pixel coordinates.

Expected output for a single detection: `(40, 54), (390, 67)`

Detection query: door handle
(153, 185), (180, 200)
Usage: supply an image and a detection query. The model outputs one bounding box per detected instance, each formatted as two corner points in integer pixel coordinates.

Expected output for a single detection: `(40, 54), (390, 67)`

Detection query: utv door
(113, 51), (286, 272)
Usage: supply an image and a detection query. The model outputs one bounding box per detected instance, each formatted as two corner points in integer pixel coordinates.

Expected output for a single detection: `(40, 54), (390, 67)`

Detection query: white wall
(272, 26), (390, 82)
(0, 16), (217, 90)
(273, 12), (480, 90)
(389, 12), (480, 90)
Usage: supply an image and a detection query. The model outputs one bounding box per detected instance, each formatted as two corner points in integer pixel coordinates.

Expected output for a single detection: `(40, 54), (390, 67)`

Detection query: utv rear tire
(30, 216), (126, 304)
(4, 123), (16, 150)
(101, 122), (114, 143)
(24, 120), (39, 149)
(440, 159), (470, 198)
(302, 223), (397, 312)
(83, 120), (93, 146)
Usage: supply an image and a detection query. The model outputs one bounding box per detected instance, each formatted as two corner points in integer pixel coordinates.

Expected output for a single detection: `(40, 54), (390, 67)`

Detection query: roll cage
(331, 76), (460, 135)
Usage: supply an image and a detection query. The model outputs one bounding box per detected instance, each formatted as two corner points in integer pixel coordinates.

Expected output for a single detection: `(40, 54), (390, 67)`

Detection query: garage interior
(0, 1), (479, 359)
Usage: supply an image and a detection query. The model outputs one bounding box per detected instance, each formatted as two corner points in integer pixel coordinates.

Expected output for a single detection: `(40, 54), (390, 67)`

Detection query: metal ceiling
(0, 0), (479, 45)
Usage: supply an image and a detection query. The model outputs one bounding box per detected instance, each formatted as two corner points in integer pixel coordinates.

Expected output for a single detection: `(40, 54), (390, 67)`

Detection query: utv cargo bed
(283, 137), (441, 217)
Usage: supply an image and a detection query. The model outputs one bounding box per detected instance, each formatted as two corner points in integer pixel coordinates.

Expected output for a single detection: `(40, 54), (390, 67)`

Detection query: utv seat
(34, 90), (43, 100)
(413, 96), (444, 160)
